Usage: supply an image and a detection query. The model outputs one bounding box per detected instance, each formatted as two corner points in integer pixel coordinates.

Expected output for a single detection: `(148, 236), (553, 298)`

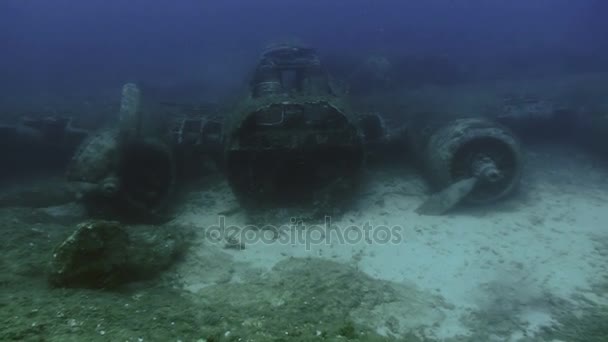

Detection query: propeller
(416, 155), (503, 215)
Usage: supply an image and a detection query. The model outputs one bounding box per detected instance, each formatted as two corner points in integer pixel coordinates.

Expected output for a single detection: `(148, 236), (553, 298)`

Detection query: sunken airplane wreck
(224, 45), (365, 208)
(3, 44), (527, 219)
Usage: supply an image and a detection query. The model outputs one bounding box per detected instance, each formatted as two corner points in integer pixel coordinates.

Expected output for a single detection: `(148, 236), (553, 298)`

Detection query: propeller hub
(472, 155), (503, 183)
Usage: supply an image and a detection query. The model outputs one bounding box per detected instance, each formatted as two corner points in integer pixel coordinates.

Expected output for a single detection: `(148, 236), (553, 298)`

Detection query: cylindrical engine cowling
(410, 118), (523, 204)
(251, 64), (283, 98)
(224, 99), (364, 206)
(68, 130), (175, 220)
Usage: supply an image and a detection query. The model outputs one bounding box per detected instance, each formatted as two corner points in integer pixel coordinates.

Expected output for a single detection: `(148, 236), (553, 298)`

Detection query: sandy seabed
(1, 136), (607, 340)
(172, 142), (608, 341)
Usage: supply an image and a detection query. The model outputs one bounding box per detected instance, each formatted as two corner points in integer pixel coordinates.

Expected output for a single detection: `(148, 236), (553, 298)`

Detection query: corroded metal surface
(66, 128), (120, 184)
(411, 118), (523, 205)
(224, 45), (364, 206)
(66, 83), (175, 219)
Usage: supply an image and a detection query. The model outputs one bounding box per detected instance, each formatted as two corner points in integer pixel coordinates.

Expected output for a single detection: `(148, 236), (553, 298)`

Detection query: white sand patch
(174, 143), (608, 340)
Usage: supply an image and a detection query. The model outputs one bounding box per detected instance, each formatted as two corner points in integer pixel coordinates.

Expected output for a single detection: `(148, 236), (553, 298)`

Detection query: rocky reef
(48, 220), (189, 289)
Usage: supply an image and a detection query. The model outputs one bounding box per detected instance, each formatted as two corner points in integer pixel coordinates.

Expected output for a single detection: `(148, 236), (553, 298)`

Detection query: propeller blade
(416, 177), (478, 216)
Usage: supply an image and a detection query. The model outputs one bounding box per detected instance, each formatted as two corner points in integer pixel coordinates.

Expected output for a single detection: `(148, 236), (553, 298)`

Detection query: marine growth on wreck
(2, 2), (608, 341)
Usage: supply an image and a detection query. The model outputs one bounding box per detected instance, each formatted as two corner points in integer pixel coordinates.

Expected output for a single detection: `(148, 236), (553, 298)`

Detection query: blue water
(1, 0), (606, 100)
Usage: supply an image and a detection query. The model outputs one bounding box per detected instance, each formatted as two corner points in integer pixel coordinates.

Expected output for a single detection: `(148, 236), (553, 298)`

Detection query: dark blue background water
(1, 0), (606, 102)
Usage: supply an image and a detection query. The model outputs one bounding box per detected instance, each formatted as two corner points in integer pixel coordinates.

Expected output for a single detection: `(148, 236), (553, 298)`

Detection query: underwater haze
(2, 1), (608, 342)
(1, 0), (607, 101)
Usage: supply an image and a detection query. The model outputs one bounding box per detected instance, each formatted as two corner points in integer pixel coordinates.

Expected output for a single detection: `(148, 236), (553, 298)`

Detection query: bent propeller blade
(416, 177), (478, 216)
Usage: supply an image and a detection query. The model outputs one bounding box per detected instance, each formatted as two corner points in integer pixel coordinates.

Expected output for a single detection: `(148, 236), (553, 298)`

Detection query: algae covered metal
(49, 220), (188, 288)
(409, 117), (523, 215)
(67, 83), (175, 220)
(224, 45), (365, 206)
